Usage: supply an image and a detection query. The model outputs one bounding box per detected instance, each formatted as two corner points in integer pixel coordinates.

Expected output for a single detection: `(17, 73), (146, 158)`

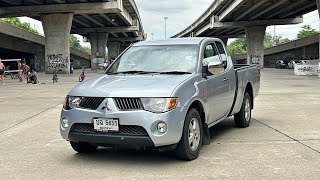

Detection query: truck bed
(229, 64), (260, 116)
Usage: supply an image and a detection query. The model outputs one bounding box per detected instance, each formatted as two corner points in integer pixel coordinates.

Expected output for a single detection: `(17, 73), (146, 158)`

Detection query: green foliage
(297, 25), (318, 39)
(228, 38), (247, 56)
(264, 33), (273, 48)
(0, 17), (38, 34)
(69, 35), (91, 55)
(70, 35), (82, 49)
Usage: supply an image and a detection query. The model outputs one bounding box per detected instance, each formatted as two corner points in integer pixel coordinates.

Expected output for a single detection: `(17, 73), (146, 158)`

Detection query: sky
(19, 0), (319, 46)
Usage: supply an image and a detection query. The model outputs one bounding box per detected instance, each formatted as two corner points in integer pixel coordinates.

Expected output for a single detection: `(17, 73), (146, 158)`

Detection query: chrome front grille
(78, 97), (105, 110)
(113, 98), (144, 111)
(71, 123), (148, 136)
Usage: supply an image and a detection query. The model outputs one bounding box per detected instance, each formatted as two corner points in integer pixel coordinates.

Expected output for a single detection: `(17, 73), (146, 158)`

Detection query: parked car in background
(276, 60), (289, 69)
(288, 60), (306, 69)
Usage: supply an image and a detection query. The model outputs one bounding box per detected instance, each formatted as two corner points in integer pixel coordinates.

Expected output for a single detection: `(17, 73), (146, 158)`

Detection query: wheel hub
(188, 118), (200, 151)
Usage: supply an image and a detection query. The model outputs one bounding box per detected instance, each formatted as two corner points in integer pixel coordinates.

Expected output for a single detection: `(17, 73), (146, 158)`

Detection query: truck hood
(68, 74), (193, 97)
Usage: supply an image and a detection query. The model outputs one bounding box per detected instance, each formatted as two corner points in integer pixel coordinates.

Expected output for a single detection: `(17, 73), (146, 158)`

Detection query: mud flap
(202, 123), (211, 145)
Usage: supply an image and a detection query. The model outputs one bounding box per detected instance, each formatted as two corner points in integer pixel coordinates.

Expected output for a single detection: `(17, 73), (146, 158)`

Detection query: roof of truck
(133, 37), (221, 46)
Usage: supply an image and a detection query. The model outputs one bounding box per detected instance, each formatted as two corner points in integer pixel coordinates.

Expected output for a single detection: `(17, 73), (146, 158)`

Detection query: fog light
(157, 122), (167, 133)
(61, 118), (69, 128)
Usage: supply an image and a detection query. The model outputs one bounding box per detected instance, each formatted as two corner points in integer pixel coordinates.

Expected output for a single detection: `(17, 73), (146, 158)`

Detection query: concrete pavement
(0, 69), (319, 179)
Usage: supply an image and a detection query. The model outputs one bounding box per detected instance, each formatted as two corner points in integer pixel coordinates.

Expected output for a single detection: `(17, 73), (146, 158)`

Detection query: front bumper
(69, 132), (154, 146)
(60, 98), (187, 147)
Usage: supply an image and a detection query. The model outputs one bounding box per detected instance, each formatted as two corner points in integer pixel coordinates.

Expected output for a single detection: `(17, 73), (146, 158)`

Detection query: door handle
(223, 78), (229, 82)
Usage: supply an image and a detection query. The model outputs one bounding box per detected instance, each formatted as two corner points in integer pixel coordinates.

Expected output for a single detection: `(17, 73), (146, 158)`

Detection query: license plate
(93, 118), (119, 132)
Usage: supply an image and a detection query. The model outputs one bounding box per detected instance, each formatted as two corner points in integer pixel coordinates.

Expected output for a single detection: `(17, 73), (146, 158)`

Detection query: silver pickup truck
(60, 38), (260, 160)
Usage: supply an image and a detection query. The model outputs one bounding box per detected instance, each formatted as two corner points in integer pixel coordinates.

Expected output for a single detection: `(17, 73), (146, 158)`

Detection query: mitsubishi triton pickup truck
(60, 38), (260, 160)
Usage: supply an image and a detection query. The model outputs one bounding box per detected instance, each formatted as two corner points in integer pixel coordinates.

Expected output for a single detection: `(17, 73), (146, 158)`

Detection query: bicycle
(79, 68), (86, 82)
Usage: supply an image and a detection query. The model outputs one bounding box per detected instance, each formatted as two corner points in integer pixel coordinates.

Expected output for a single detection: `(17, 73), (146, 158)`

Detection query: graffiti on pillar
(295, 65), (319, 76)
(47, 54), (69, 70)
(250, 54), (261, 65)
(34, 56), (40, 70)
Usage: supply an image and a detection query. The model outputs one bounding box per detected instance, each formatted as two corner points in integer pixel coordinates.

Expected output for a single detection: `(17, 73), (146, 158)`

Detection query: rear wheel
(234, 92), (252, 128)
(176, 108), (203, 161)
(70, 141), (98, 153)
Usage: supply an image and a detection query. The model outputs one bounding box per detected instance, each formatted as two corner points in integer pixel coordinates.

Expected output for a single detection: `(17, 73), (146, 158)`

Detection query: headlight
(63, 96), (83, 110)
(141, 98), (178, 113)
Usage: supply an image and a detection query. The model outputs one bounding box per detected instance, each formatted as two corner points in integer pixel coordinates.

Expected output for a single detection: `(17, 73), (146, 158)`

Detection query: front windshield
(106, 45), (199, 74)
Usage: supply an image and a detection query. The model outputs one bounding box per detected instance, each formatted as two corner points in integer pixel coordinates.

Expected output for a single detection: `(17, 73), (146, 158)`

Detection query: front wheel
(175, 108), (203, 161)
(234, 92), (252, 128)
(70, 141), (98, 153)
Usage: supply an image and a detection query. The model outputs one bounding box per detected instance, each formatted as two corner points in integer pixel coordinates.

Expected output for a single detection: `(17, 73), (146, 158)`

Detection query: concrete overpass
(173, 0), (320, 69)
(233, 33), (319, 67)
(0, 21), (90, 71)
(0, 0), (144, 73)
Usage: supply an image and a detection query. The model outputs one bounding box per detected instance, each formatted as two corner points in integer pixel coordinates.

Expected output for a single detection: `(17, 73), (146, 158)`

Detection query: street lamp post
(164, 17), (168, 39)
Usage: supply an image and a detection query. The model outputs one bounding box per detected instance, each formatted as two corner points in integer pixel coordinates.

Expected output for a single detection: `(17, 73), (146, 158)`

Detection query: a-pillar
(41, 13), (73, 74)
(245, 26), (266, 69)
(89, 33), (108, 70)
(107, 41), (121, 64)
(316, 0), (320, 78)
(220, 38), (228, 46)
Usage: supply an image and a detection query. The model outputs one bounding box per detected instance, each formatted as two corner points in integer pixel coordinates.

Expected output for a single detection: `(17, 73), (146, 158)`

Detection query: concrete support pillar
(220, 38), (228, 46)
(245, 26), (266, 69)
(89, 32), (108, 70)
(316, 0), (320, 78)
(120, 43), (131, 53)
(41, 13), (73, 74)
(107, 41), (121, 64)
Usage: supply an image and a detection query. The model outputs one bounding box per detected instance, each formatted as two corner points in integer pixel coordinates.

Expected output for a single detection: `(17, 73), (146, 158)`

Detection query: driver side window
(203, 43), (224, 75)
(203, 43), (219, 66)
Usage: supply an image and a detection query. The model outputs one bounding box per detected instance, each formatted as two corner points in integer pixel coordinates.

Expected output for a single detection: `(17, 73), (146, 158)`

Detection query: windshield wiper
(160, 71), (192, 75)
(107, 71), (159, 75)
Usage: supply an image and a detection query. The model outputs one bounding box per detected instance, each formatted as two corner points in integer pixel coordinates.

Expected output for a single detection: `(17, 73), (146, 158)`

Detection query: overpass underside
(173, 0), (320, 69)
(0, 0), (144, 73)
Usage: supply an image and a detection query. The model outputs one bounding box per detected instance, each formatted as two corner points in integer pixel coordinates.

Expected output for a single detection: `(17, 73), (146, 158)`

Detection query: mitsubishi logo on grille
(102, 100), (112, 111)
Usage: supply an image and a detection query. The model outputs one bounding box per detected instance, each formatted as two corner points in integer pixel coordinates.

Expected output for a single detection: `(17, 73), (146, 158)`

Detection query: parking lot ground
(0, 69), (319, 179)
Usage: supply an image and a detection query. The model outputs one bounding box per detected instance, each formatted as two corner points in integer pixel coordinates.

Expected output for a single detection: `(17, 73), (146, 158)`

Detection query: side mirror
(208, 61), (224, 75)
(208, 61), (223, 68)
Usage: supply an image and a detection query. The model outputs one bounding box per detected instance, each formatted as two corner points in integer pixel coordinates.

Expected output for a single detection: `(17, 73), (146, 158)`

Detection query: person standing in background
(17, 60), (23, 82)
(0, 58), (5, 85)
(22, 62), (30, 82)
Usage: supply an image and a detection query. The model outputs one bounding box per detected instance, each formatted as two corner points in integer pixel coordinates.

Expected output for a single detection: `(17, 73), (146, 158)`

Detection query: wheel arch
(187, 100), (206, 125)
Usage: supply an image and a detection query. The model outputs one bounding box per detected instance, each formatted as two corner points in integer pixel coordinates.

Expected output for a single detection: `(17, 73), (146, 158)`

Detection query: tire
(70, 141), (98, 153)
(175, 108), (203, 161)
(234, 92), (252, 128)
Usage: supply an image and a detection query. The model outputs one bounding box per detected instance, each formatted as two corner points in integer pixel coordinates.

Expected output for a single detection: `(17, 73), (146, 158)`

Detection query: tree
(264, 33), (273, 48)
(69, 35), (91, 55)
(228, 38), (247, 56)
(70, 35), (82, 49)
(297, 25), (318, 39)
(0, 17), (38, 34)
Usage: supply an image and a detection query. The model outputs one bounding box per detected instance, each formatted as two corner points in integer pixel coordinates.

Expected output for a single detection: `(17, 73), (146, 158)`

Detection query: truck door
(215, 41), (235, 117)
(203, 42), (233, 124)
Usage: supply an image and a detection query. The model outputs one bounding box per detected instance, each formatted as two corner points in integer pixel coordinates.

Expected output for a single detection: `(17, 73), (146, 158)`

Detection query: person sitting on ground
(0, 58), (5, 85)
(27, 68), (38, 84)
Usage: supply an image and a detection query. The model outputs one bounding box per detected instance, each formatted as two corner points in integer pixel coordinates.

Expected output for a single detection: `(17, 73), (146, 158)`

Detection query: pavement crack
(0, 103), (61, 134)
(254, 119), (320, 154)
